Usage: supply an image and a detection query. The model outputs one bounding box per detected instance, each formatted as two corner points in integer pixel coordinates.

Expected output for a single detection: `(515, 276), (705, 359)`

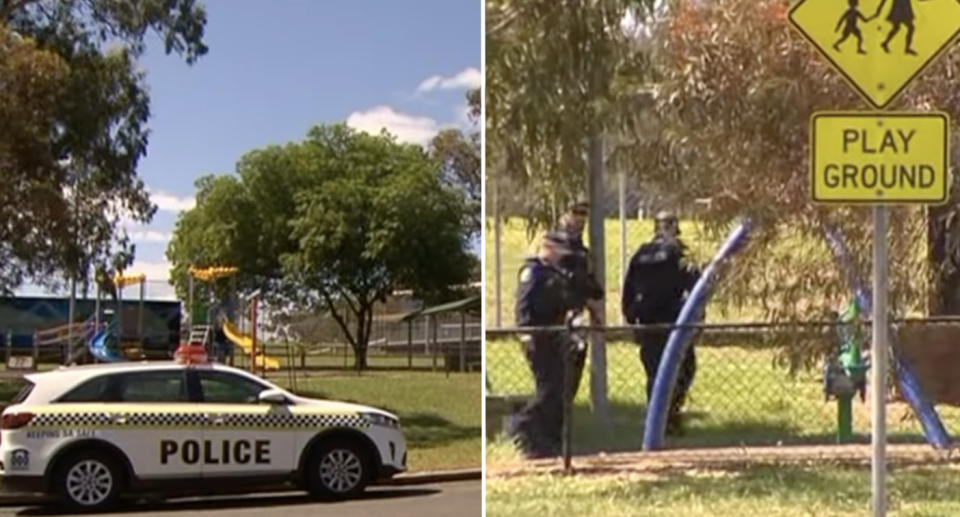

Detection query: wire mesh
(485, 321), (960, 457)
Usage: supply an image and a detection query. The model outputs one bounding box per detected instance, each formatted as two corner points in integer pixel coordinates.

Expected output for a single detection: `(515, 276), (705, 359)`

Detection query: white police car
(0, 361), (406, 511)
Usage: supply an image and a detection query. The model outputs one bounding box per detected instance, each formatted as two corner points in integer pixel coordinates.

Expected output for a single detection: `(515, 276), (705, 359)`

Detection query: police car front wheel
(305, 439), (371, 499)
(53, 451), (123, 511)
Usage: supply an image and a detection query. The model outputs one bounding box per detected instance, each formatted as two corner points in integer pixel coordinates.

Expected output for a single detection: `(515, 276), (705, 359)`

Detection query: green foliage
(430, 127), (481, 238)
(0, 0), (207, 294)
(486, 0), (657, 227)
(623, 0), (951, 339)
(168, 124), (476, 369)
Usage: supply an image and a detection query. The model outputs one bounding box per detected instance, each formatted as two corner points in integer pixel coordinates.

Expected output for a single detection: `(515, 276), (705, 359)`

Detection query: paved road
(0, 480), (481, 517)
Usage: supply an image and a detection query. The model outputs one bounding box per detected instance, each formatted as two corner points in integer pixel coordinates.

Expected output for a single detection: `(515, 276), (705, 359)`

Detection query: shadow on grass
(567, 401), (809, 454)
(571, 402), (938, 453)
(490, 397), (937, 454)
(402, 412), (481, 448)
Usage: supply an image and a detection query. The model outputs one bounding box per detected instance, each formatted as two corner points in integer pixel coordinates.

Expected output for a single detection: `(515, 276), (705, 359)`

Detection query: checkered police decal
(218, 413), (369, 429)
(30, 412), (112, 427)
(27, 411), (370, 430)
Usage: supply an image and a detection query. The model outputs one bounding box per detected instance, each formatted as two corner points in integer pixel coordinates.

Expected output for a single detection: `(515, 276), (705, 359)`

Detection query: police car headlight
(361, 412), (399, 429)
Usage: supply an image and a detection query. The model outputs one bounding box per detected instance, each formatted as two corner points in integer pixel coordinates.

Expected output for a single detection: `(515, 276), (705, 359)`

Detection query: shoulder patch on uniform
(519, 267), (534, 283)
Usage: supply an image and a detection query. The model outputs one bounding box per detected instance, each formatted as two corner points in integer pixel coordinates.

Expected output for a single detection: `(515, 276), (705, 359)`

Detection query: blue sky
(23, 1), (480, 300)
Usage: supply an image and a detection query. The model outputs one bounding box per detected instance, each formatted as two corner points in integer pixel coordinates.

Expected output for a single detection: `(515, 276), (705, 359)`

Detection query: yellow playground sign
(810, 112), (949, 204)
(789, 0), (960, 108)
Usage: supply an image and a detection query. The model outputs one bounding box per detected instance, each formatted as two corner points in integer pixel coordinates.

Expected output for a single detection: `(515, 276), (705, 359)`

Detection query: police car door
(191, 370), (296, 478)
(83, 370), (204, 479)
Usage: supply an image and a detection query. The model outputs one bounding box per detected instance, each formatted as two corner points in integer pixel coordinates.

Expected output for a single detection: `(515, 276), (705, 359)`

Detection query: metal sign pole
(871, 205), (888, 517)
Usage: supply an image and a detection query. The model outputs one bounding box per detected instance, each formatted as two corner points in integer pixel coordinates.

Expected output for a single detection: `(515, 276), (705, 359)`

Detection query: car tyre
(304, 438), (372, 499)
(52, 450), (124, 512)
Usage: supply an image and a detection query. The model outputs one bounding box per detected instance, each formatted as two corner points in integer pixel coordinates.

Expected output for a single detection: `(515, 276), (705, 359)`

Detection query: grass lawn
(0, 369), (480, 472)
(486, 463), (960, 517)
(485, 339), (960, 463)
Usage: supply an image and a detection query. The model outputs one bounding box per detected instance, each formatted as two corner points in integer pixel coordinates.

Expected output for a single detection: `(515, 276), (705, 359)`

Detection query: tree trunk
(351, 301), (373, 371)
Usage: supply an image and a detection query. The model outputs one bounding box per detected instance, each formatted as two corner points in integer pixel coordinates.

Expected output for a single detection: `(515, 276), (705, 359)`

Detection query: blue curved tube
(823, 227), (951, 449)
(642, 220), (753, 450)
(89, 323), (124, 363)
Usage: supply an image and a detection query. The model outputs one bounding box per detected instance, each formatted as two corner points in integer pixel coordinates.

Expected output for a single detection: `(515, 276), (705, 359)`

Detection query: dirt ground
(487, 443), (960, 478)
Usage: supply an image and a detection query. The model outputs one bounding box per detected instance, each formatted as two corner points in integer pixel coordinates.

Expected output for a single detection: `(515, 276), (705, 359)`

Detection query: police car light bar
(174, 343), (210, 365)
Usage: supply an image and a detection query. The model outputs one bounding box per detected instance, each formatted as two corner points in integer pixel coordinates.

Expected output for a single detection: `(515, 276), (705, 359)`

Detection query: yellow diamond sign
(789, 0), (960, 108)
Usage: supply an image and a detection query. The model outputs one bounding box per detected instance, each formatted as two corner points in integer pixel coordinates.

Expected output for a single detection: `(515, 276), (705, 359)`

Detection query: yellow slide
(222, 321), (281, 370)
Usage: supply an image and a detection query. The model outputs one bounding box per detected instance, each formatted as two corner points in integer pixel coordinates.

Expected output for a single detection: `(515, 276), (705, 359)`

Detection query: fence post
(431, 315), (438, 373)
(494, 176), (502, 327)
(407, 320), (413, 370)
(32, 331), (39, 370)
(460, 311), (466, 373)
(619, 168), (627, 325)
(587, 132), (610, 425)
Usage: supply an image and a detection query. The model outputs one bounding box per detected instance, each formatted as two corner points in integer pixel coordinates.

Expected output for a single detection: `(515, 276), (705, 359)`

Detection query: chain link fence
(269, 300), (482, 372)
(486, 186), (960, 459)
(486, 320), (960, 459)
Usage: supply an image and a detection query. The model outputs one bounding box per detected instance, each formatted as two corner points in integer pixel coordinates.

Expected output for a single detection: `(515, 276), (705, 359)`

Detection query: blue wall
(0, 297), (181, 352)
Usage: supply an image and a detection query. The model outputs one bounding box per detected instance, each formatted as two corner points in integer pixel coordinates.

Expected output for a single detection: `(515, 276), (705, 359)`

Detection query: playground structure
(1, 273), (181, 370)
(641, 221), (952, 450)
(88, 272), (148, 363)
(824, 299), (869, 443)
(186, 266), (280, 372)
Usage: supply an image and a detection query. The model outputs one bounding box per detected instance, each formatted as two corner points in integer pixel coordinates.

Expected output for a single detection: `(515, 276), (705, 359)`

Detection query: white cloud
(149, 188), (195, 213)
(128, 230), (173, 243)
(127, 260), (173, 282)
(346, 106), (441, 146)
(417, 67), (481, 93)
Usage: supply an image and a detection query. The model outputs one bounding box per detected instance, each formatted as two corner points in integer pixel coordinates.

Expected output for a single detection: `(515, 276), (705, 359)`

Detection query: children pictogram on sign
(832, 0), (952, 56)
(834, 0), (874, 53)
(875, 0), (919, 55)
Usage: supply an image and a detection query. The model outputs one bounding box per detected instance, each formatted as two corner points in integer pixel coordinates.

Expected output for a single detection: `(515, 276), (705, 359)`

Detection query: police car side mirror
(258, 389), (288, 405)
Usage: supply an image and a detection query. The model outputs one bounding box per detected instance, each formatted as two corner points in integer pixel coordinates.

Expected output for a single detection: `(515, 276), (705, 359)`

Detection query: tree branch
(335, 284), (360, 315)
(320, 289), (358, 351)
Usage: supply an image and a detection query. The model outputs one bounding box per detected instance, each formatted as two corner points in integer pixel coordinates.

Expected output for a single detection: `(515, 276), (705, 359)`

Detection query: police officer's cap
(655, 210), (677, 222)
(543, 231), (573, 253)
(568, 200), (590, 214)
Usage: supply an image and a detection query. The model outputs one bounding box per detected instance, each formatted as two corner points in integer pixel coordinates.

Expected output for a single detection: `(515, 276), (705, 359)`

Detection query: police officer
(621, 210), (701, 434)
(511, 231), (578, 458)
(556, 201), (603, 395)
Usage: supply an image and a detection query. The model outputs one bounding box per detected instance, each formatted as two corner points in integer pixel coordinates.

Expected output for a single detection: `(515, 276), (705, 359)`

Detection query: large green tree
(0, 0), (207, 294)
(167, 124), (475, 369)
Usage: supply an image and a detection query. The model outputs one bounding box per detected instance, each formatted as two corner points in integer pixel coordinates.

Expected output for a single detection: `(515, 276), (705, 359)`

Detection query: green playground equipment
(823, 299), (870, 443)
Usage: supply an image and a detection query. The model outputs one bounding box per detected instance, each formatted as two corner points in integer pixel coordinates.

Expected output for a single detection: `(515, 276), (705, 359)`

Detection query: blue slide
(89, 323), (124, 363)
(823, 226), (951, 449)
(643, 220), (753, 450)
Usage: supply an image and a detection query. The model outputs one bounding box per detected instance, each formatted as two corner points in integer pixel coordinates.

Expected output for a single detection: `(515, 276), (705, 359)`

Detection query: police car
(0, 360), (406, 510)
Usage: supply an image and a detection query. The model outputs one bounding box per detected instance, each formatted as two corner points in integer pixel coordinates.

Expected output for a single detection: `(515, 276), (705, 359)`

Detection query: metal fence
(273, 311), (482, 372)
(485, 320), (960, 458)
